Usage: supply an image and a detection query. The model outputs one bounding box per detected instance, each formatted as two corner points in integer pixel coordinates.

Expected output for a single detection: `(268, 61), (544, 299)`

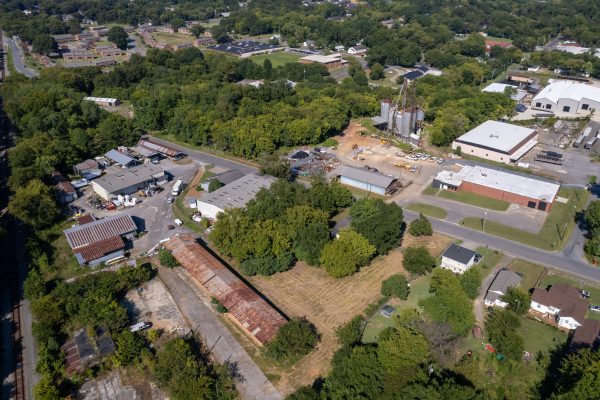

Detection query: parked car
(589, 305), (600, 312)
(515, 104), (527, 113)
(581, 290), (590, 298)
(174, 218), (183, 226)
(166, 197), (173, 203)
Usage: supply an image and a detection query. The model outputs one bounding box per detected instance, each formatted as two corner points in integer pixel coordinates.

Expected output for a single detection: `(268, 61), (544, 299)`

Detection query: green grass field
(476, 247), (504, 272)
(406, 203), (448, 219)
(422, 186), (439, 196)
(362, 274), (432, 343)
(460, 188), (589, 250)
(151, 31), (194, 46)
(438, 190), (510, 211)
(506, 260), (545, 290)
(519, 317), (567, 355)
(540, 274), (600, 320)
(250, 51), (301, 67)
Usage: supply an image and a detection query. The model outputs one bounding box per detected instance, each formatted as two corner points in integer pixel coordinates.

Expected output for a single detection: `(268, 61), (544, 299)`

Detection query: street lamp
(483, 211), (488, 231)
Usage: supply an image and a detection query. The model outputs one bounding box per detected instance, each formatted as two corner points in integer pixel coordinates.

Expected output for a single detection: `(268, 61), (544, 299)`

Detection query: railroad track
(12, 302), (25, 400)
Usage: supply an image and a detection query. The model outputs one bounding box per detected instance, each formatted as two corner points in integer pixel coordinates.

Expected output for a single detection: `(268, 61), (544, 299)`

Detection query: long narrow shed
(164, 235), (287, 344)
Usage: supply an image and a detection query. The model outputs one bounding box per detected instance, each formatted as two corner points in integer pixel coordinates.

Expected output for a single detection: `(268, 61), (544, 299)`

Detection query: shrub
(460, 267), (482, 299)
(336, 315), (366, 347)
(208, 179), (224, 192)
(408, 213), (433, 236)
(158, 249), (179, 268)
(381, 274), (410, 299)
(402, 246), (436, 275)
(265, 317), (320, 363)
(320, 230), (376, 278)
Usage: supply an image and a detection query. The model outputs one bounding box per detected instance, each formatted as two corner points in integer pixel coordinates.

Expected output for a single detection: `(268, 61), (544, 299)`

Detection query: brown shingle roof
(532, 284), (588, 324)
(164, 235), (287, 344)
(52, 171), (76, 194)
(64, 214), (137, 249)
(74, 236), (125, 263)
(571, 319), (600, 349)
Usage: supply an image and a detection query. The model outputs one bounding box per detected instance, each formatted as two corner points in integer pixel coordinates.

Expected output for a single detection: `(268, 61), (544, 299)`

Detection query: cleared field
(251, 51), (302, 67)
(460, 188), (589, 250)
(506, 259), (545, 290)
(406, 203), (447, 219)
(151, 31), (193, 45)
(247, 232), (452, 391)
(540, 273), (600, 321)
(438, 189), (510, 211)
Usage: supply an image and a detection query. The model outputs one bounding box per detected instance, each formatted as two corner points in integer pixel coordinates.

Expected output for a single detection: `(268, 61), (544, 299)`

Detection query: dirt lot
(80, 370), (167, 400)
(247, 232), (453, 391)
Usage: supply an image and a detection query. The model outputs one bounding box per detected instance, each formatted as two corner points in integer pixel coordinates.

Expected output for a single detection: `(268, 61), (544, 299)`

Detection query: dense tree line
(210, 178), (353, 276)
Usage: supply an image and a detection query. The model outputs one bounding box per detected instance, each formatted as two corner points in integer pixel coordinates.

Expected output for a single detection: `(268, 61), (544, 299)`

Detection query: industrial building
(299, 53), (347, 70)
(334, 165), (399, 196)
(105, 149), (137, 168)
(52, 171), (78, 204)
(73, 159), (100, 178)
(199, 169), (245, 191)
(451, 120), (538, 164)
(482, 82), (530, 103)
(207, 40), (284, 57)
(137, 139), (183, 159)
(196, 172), (277, 219)
(433, 165), (560, 212)
(532, 81), (600, 115)
(371, 99), (425, 144)
(440, 244), (476, 274)
(63, 214), (137, 266)
(164, 234), (287, 344)
(91, 164), (168, 200)
(484, 269), (522, 308)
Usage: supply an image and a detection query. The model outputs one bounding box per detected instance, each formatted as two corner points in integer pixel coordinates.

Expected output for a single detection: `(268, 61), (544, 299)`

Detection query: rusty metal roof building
(164, 234), (287, 344)
(74, 236), (125, 265)
(138, 139), (182, 158)
(64, 214), (137, 249)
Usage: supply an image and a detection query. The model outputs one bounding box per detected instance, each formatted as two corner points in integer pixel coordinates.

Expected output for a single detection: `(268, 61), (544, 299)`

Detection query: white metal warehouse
(334, 165), (398, 195)
(532, 81), (600, 115)
(91, 164), (168, 200)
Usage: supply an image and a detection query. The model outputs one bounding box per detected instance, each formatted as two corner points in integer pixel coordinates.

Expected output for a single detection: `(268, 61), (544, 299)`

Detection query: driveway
(159, 267), (282, 400)
(473, 256), (511, 326)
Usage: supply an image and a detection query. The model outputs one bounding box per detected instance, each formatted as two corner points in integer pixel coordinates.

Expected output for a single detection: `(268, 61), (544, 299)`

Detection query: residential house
(440, 244), (476, 274)
(530, 284), (588, 330)
(348, 45), (368, 55)
(484, 269), (522, 308)
(52, 171), (78, 204)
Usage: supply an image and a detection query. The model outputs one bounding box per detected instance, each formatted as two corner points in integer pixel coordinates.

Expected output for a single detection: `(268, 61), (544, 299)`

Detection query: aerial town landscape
(1, 0), (600, 399)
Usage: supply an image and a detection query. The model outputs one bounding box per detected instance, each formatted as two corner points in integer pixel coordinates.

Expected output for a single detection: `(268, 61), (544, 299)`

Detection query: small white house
(348, 45), (368, 55)
(484, 269), (522, 308)
(530, 284), (588, 330)
(440, 244), (476, 274)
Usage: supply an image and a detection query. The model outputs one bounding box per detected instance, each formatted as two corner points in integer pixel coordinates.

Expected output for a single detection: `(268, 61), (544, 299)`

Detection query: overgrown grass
(172, 185), (204, 235)
(460, 188), (589, 250)
(406, 203), (448, 219)
(540, 273), (600, 321)
(506, 260), (545, 290)
(438, 190), (510, 211)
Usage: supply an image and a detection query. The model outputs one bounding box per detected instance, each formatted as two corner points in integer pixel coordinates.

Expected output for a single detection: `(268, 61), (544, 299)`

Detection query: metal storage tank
(416, 109), (425, 122)
(394, 113), (403, 136)
(380, 100), (390, 120)
(400, 110), (412, 137)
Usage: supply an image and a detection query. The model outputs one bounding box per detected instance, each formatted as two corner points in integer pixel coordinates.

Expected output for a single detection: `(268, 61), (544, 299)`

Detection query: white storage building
(333, 165), (399, 196)
(532, 81), (600, 115)
(91, 164), (168, 200)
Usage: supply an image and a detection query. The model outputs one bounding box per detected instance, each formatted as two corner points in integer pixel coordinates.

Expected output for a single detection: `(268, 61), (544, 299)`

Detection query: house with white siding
(529, 284), (588, 330)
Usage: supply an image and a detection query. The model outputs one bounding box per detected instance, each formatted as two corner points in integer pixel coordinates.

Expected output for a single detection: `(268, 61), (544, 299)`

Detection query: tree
(369, 63), (385, 80)
(381, 274), (410, 300)
(319, 229), (376, 278)
(350, 199), (404, 254)
(34, 377), (61, 400)
(265, 317), (320, 363)
(32, 34), (57, 55)
(259, 154), (291, 180)
(191, 24), (206, 38)
(377, 327), (429, 386)
(459, 267), (482, 300)
(585, 200), (600, 237)
(114, 330), (145, 366)
(485, 309), (524, 361)
(8, 179), (60, 230)
(421, 269), (475, 335)
(208, 179), (224, 192)
(158, 249), (179, 268)
(551, 349), (600, 399)
(323, 346), (384, 399)
(403, 246), (436, 275)
(336, 315), (366, 347)
(501, 287), (530, 316)
(584, 237), (600, 258)
(108, 26), (129, 50)
(408, 213), (433, 236)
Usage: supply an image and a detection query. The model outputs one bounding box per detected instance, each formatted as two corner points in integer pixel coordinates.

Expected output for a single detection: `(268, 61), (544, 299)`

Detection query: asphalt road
(147, 136), (256, 175)
(3, 35), (38, 78)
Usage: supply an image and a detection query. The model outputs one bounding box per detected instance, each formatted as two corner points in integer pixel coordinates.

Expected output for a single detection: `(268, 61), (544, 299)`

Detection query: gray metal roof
(334, 165), (397, 189)
(211, 169), (246, 186)
(105, 149), (136, 166)
(442, 243), (476, 265)
(198, 172), (277, 211)
(485, 269), (522, 304)
(92, 164), (166, 194)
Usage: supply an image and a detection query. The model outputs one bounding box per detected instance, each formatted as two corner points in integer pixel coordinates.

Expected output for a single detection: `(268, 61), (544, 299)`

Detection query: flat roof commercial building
(334, 165), (399, 196)
(207, 40), (284, 57)
(164, 234), (287, 344)
(433, 165), (560, 212)
(299, 53), (347, 70)
(452, 120), (538, 164)
(532, 81), (600, 115)
(196, 172), (277, 219)
(91, 164), (168, 200)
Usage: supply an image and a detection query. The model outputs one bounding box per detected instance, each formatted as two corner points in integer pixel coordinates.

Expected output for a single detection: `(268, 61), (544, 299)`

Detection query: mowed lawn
(460, 188), (588, 250)
(438, 189), (510, 211)
(251, 51), (302, 67)
(540, 274), (600, 320)
(519, 317), (567, 355)
(406, 203), (448, 219)
(151, 31), (193, 45)
(506, 259), (545, 290)
(362, 274), (433, 343)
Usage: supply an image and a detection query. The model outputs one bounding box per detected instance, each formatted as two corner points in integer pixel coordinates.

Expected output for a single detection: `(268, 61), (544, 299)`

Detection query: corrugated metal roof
(198, 173), (277, 211)
(164, 235), (287, 344)
(64, 214), (137, 249)
(138, 139), (182, 157)
(334, 165), (397, 189)
(74, 236), (125, 262)
(105, 149), (136, 166)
